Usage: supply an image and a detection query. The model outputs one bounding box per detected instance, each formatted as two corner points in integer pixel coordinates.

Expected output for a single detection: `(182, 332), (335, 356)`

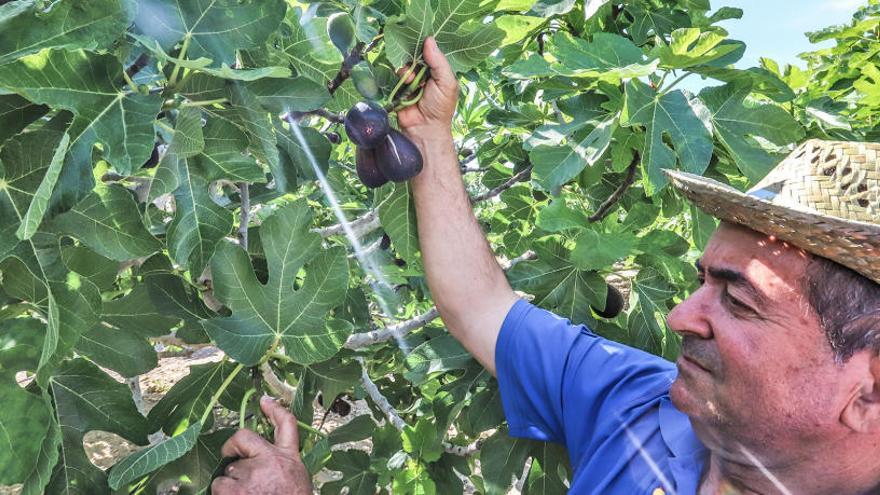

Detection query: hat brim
(665, 170), (880, 285)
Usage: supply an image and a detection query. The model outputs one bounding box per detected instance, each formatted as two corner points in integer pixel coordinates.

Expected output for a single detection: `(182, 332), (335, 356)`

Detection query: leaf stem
(238, 182), (250, 250)
(660, 72), (693, 95)
(240, 388), (258, 430)
(168, 33), (192, 89)
(198, 362), (245, 426)
(180, 98), (228, 108)
(122, 70), (138, 93)
(387, 63), (419, 105)
(297, 420), (327, 439)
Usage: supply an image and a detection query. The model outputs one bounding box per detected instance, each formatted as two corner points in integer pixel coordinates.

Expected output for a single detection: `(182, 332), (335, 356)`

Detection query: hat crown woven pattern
(749, 139), (879, 222)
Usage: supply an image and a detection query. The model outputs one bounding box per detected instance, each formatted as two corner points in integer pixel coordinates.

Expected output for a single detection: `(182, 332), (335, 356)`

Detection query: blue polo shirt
(495, 299), (708, 494)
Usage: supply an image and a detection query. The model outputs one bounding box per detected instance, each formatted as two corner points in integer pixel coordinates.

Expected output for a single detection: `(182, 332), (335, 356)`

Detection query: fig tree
(344, 101), (391, 149)
(375, 129), (423, 182)
(356, 146), (389, 188)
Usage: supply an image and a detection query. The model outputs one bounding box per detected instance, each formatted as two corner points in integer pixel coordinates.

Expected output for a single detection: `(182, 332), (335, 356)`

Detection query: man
(213, 38), (880, 494)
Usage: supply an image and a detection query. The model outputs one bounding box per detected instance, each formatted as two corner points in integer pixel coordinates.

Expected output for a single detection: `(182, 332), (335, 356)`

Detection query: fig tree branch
(260, 362), (295, 405)
(357, 358), (407, 429)
(285, 108), (345, 125)
(314, 209), (380, 238)
(319, 165), (533, 241)
(344, 307), (440, 349)
(587, 152), (639, 223)
(344, 252), (535, 350)
(328, 42), (365, 96)
(358, 358), (482, 456)
(470, 165), (533, 203)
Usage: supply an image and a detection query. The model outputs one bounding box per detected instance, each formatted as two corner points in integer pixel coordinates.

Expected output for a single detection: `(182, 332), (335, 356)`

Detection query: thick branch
(328, 42), (364, 95)
(358, 358), (407, 430)
(261, 362), (295, 405)
(344, 253), (533, 350)
(443, 439), (483, 456)
(358, 359), (481, 455)
(284, 108), (345, 125)
(587, 152), (639, 223)
(470, 165), (533, 203)
(317, 166), (531, 241)
(314, 209), (380, 238)
(344, 308), (440, 349)
(500, 251), (537, 270)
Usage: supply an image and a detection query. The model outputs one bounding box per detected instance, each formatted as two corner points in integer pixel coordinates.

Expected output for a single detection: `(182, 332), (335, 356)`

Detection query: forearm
(409, 133), (517, 373)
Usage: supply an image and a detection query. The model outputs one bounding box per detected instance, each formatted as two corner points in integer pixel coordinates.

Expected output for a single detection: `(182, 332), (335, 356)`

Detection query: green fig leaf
(202, 201), (351, 365)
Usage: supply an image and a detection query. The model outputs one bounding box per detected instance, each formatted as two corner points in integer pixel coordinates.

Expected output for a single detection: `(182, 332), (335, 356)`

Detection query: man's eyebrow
(695, 258), (769, 308)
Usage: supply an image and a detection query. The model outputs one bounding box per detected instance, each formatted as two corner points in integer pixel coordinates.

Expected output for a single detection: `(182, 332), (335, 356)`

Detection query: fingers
(397, 64), (417, 84)
(211, 475), (243, 495)
(260, 396), (301, 455)
(422, 37), (456, 92)
(221, 428), (272, 459)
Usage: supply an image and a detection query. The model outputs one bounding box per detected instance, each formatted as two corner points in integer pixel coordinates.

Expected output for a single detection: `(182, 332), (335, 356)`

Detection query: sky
(717, 0), (867, 68)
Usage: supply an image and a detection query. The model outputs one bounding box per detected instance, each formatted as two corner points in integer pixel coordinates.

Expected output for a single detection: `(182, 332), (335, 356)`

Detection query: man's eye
(723, 290), (754, 313)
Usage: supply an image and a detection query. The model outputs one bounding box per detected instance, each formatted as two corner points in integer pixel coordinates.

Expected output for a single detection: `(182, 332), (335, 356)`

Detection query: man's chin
(670, 378), (727, 428)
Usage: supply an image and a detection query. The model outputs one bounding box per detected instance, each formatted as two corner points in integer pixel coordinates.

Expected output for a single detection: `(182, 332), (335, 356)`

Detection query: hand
(397, 37), (459, 142)
(211, 396), (313, 495)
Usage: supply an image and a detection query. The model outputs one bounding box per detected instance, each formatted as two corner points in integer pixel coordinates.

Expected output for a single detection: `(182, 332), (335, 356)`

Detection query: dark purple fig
(356, 146), (389, 188)
(142, 145), (159, 169)
(593, 285), (624, 319)
(344, 101), (391, 148)
(325, 131), (341, 144)
(375, 129), (424, 182)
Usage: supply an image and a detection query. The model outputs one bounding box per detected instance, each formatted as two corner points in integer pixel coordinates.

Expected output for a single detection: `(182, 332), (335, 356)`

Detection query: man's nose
(667, 287), (714, 340)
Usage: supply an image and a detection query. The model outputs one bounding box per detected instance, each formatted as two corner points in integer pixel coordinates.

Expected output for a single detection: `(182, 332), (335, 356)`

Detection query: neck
(699, 452), (880, 495)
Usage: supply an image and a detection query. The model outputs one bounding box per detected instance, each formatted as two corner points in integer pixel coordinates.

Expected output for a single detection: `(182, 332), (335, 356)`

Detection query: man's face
(667, 223), (856, 460)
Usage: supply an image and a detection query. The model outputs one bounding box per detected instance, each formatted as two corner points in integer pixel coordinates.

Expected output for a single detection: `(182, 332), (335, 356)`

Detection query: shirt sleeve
(495, 299), (675, 449)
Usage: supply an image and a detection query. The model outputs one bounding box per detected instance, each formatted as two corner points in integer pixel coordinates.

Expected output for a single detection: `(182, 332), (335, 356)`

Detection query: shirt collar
(659, 396), (709, 493)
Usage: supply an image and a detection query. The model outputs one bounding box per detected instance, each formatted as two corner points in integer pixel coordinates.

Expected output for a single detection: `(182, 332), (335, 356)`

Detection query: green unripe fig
(356, 146), (389, 188)
(375, 129), (424, 182)
(345, 101), (391, 148)
(327, 13), (356, 56)
(351, 61), (381, 100)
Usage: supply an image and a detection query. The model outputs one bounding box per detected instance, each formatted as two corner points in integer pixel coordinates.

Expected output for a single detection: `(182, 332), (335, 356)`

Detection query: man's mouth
(678, 353), (712, 374)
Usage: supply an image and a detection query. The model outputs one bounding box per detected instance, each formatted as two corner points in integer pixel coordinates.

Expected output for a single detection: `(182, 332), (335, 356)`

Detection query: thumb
(260, 396), (301, 456)
(422, 37), (456, 92)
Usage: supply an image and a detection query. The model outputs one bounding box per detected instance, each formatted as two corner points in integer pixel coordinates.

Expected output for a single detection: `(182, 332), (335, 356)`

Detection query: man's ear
(841, 353), (880, 433)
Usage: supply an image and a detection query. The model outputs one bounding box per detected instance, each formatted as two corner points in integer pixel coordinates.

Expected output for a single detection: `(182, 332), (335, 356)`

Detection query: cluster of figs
(345, 101), (423, 188)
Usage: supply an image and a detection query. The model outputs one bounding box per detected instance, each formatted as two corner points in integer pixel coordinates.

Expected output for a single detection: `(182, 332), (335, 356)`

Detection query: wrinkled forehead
(702, 222), (812, 295)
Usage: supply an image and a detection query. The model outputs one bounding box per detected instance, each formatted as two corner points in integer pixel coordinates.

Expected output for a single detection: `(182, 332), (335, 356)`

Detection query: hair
(803, 256), (880, 362)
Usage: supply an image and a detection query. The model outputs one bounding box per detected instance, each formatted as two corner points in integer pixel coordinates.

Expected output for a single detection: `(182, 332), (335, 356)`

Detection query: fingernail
(261, 394), (273, 404)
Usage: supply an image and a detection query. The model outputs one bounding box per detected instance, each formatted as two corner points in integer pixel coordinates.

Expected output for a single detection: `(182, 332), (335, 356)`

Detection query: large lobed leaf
(134, 0), (286, 66)
(621, 79), (713, 194)
(202, 200), (351, 365)
(384, 0), (506, 73)
(0, 49), (161, 175)
(0, 0), (134, 64)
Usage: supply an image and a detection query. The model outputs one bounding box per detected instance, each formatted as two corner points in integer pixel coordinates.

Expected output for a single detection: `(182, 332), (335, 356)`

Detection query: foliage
(0, 0), (872, 493)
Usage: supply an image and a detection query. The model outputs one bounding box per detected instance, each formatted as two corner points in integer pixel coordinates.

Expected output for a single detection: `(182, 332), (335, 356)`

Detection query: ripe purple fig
(375, 129), (424, 182)
(356, 146), (389, 188)
(344, 101), (391, 148)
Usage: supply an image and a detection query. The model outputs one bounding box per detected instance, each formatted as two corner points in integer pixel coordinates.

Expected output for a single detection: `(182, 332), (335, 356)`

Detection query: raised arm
(398, 38), (518, 375)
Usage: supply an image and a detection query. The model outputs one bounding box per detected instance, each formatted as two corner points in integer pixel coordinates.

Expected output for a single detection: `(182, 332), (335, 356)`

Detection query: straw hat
(665, 139), (880, 285)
